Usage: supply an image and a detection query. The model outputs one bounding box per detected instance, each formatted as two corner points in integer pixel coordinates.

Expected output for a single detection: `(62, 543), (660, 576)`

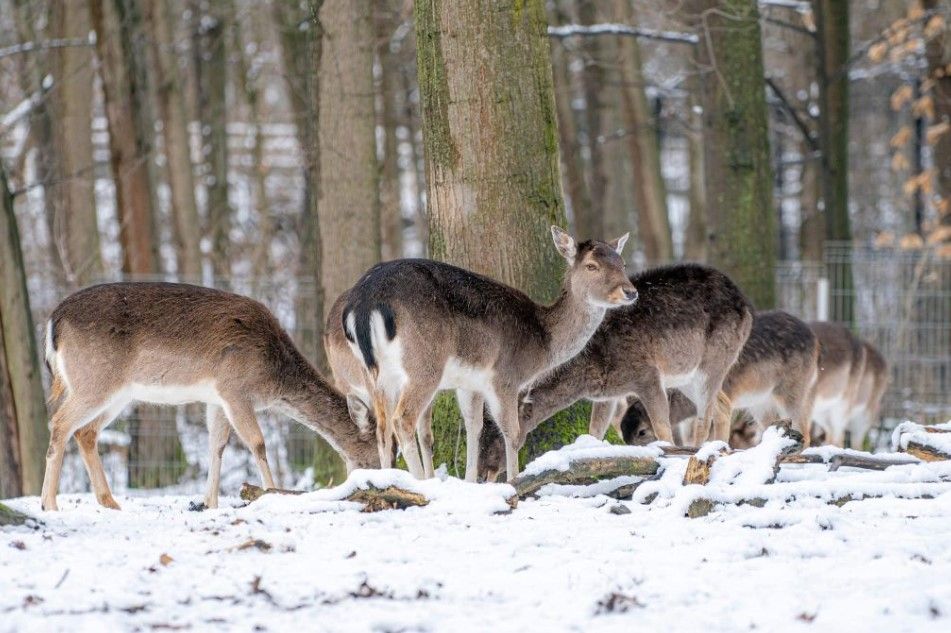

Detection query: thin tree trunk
(688, 0), (776, 308)
(814, 0), (852, 321)
(377, 2), (404, 261)
(684, 72), (708, 261)
(318, 0), (381, 311)
(0, 166), (48, 496)
(615, 0), (673, 263)
(146, 0), (203, 281)
(416, 0), (567, 302)
(194, 3), (231, 281)
(922, 0), (951, 214)
(0, 317), (23, 499)
(574, 0), (606, 241)
(47, 0), (102, 287)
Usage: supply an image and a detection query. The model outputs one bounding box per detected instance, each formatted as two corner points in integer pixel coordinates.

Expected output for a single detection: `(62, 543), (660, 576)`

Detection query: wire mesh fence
(32, 243), (951, 495)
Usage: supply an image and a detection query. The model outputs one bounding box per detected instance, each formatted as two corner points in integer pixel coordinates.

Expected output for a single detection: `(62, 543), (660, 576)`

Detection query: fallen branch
(0, 502), (35, 527)
(904, 441), (951, 462)
(894, 423), (951, 462)
(828, 454), (919, 471)
(240, 482), (430, 512)
(239, 483), (303, 503)
(513, 456), (660, 499)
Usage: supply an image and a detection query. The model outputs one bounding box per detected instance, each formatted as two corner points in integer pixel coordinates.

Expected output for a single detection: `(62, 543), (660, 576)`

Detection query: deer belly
(128, 382), (223, 407)
(438, 357), (495, 393)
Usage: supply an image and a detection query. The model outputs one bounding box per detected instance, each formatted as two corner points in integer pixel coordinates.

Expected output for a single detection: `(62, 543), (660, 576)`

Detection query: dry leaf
(801, 10), (815, 33)
(874, 231), (896, 248)
(913, 95), (935, 119)
(891, 84), (914, 111)
(890, 126), (912, 148)
(159, 553), (173, 566)
(868, 42), (888, 63)
(937, 197), (950, 217)
(891, 152), (910, 172)
(908, 3), (924, 21)
(900, 233), (925, 250)
(926, 121), (950, 145)
(926, 225), (951, 245)
(924, 15), (945, 39)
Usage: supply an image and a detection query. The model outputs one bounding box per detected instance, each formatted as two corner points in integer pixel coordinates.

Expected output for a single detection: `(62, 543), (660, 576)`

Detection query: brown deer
(41, 282), (379, 512)
(810, 322), (888, 448)
(341, 227), (636, 481)
(619, 311), (820, 448)
(517, 264), (754, 448)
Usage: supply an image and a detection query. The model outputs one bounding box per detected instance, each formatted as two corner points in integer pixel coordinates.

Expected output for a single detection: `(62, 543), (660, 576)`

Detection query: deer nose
(623, 287), (638, 303)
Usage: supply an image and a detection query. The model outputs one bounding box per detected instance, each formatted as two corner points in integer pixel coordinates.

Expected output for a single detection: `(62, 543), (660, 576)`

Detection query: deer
(340, 227), (636, 482)
(40, 282), (379, 512)
(618, 311), (820, 449)
(809, 322), (888, 448)
(514, 263), (753, 453)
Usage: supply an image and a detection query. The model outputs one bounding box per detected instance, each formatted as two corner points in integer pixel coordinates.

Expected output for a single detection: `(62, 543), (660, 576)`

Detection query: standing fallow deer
(809, 322), (888, 448)
(619, 311), (820, 448)
(517, 264), (753, 448)
(341, 227), (636, 481)
(40, 282), (379, 512)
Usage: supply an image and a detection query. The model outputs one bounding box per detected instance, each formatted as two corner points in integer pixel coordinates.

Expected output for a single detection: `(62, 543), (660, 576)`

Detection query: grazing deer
(619, 311), (819, 448)
(517, 264), (753, 448)
(810, 322), (888, 448)
(341, 227), (636, 481)
(41, 282), (379, 512)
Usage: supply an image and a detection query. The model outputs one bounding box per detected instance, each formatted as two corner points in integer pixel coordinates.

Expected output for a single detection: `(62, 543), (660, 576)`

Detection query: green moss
(414, 0), (458, 172)
(0, 503), (32, 527)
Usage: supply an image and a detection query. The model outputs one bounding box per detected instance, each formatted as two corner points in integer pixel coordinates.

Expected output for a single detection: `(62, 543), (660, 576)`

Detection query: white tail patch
(369, 309), (407, 403)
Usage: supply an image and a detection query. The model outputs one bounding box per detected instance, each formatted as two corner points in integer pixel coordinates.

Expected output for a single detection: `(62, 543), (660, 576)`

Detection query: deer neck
(538, 282), (606, 371)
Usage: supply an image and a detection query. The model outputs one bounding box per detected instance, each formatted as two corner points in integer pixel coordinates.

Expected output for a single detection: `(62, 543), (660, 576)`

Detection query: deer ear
(610, 232), (630, 255)
(550, 226), (577, 263)
(346, 394), (372, 433)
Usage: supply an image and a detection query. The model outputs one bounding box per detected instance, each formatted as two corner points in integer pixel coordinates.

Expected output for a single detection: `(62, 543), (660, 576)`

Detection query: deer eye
(585, 263), (599, 272)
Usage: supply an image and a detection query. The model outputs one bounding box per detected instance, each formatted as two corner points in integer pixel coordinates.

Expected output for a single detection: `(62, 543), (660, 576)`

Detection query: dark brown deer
(517, 264), (753, 448)
(341, 227), (636, 481)
(41, 282), (379, 511)
(619, 311), (819, 448)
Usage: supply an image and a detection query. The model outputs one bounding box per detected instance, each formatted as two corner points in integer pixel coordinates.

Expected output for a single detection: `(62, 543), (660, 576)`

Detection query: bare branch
(0, 36), (94, 61)
(547, 23), (698, 46)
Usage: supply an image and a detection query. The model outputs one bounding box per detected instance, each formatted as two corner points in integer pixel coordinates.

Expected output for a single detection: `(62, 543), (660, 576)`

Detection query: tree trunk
(922, 0), (951, 218)
(0, 166), (48, 495)
(47, 0), (102, 287)
(146, 0), (203, 281)
(689, 0), (776, 308)
(318, 0), (381, 311)
(416, 0), (567, 302)
(814, 0), (853, 321)
(614, 0), (673, 263)
(684, 73), (708, 261)
(193, 3), (231, 281)
(89, 0), (161, 276)
(573, 1), (606, 241)
(377, 2), (404, 261)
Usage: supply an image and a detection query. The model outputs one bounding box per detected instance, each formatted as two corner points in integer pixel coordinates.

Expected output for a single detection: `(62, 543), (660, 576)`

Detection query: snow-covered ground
(3, 437), (951, 633)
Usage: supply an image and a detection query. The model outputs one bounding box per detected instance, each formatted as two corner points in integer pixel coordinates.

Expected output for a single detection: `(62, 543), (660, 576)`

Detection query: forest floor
(3, 440), (951, 633)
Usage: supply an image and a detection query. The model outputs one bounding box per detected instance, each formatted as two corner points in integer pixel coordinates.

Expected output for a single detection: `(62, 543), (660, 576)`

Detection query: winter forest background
(0, 0), (949, 499)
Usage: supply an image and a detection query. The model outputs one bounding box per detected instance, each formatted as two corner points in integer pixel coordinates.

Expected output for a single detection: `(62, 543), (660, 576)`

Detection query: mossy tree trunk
(317, 0), (381, 313)
(689, 0), (776, 308)
(813, 0), (853, 322)
(0, 166), (48, 495)
(417, 0), (596, 475)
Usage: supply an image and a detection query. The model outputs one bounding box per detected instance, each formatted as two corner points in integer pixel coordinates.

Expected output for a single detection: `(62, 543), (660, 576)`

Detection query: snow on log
(513, 436), (663, 499)
(790, 445), (920, 470)
(0, 502), (36, 527)
(893, 422), (951, 462)
(241, 481), (429, 511)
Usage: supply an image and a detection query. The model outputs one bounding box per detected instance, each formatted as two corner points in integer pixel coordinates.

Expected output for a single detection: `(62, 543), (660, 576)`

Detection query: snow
(4, 441), (951, 632)
(892, 421), (951, 454)
(520, 434), (663, 476)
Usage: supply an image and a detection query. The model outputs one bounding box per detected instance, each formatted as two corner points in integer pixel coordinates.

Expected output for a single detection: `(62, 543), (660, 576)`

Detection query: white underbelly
(128, 382), (222, 407)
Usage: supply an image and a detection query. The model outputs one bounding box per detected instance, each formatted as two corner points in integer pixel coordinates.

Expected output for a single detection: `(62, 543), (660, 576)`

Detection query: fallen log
(894, 422), (951, 461)
(828, 454), (919, 471)
(904, 441), (951, 462)
(0, 502), (36, 527)
(687, 489), (942, 518)
(240, 482), (432, 512)
(512, 456), (660, 499)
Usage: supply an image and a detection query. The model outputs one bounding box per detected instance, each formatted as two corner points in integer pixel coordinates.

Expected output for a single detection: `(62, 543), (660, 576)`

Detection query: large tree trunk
(615, 0), (673, 263)
(90, 0), (184, 489)
(318, 0), (381, 311)
(573, 1), (606, 241)
(923, 0), (951, 217)
(0, 318), (23, 499)
(689, 0), (776, 309)
(416, 0), (567, 302)
(814, 0), (852, 321)
(146, 0), (203, 281)
(377, 2), (404, 261)
(47, 0), (102, 287)
(89, 0), (161, 275)
(0, 166), (48, 496)
(193, 2), (231, 281)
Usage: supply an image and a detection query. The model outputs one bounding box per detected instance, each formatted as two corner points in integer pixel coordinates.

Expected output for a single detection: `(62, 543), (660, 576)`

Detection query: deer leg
(457, 389), (484, 482)
(416, 403), (435, 479)
(42, 395), (111, 511)
(372, 392), (394, 469)
(73, 403), (124, 510)
(632, 372), (673, 444)
(588, 399), (621, 440)
(391, 384), (436, 479)
(489, 387), (523, 482)
(203, 405), (231, 509)
(222, 400), (275, 490)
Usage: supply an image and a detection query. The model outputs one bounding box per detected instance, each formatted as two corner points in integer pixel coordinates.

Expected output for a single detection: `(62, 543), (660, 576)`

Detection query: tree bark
(0, 166), (49, 495)
(416, 0), (568, 303)
(813, 0), (853, 321)
(47, 0), (102, 287)
(0, 299), (23, 499)
(146, 0), (203, 281)
(89, 0), (161, 275)
(377, 2), (404, 261)
(573, 1), (606, 241)
(614, 0), (673, 263)
(684, 72), (708, 261)
(688, 0), (776, 308)
(922, 0), (951, 223)
(318, 0), (381, 311)
(193, 2), (231, 281)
